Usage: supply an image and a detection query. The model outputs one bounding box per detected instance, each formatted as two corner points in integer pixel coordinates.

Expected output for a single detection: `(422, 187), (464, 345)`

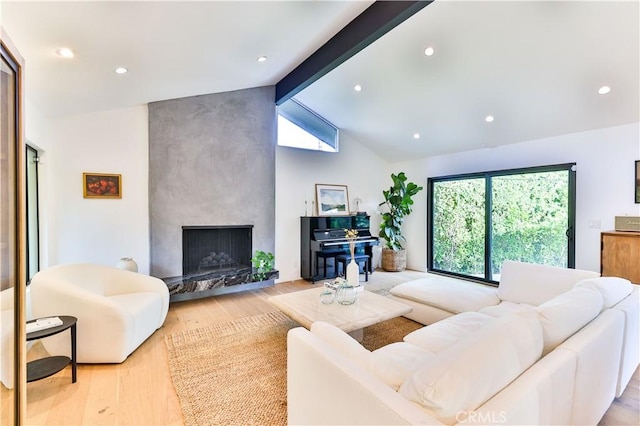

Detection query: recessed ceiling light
(354, 84), (362, 92)
(413, 133), (421, 139)
(598, 86), (611, 95)
(56, 48), (74, 58)
(257, 56), (267, 63)
(485, 115), (495, 123)
(115, 67), (128, 75)
(424, 47), (435, 56)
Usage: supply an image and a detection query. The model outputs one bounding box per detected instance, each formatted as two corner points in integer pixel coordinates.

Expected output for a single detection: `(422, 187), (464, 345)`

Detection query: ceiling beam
(275, 0), (433, 105)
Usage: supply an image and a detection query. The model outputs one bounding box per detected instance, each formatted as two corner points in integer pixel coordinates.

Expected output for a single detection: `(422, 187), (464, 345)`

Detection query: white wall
(46, 106), (150, 273)
(26, 98), (639, 281)
(31, 103), (387, 282)
(275, 132), (390, 282)
(393, 123), (640, 273)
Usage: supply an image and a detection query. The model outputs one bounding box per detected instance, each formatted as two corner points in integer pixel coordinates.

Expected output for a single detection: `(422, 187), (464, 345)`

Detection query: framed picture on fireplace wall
(316, 184), (349, 216)
(83, 172), (122, 199)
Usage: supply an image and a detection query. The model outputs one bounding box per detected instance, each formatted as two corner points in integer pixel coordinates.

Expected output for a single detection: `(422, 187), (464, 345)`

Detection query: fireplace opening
(182, 225), (253, 276)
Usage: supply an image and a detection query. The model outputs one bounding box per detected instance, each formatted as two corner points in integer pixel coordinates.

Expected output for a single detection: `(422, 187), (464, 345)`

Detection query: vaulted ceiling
(2, 1), (638, 162)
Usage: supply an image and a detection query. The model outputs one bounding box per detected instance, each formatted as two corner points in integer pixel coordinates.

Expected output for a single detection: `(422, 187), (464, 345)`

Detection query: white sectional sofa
(287, 261), (640, 425)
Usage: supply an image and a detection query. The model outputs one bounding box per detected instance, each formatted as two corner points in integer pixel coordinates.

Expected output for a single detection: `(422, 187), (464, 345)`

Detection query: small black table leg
(71, 323), (77, 383)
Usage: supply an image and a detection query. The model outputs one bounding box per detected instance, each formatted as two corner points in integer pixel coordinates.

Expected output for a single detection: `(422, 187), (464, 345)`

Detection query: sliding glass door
(428, 164), (575, 284)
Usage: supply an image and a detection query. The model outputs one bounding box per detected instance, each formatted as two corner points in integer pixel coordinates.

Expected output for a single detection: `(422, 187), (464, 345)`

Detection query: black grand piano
(300, 215), (379, 282)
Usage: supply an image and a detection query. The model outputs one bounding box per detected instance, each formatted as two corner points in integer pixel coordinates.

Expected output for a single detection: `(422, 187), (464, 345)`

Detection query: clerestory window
(277, 98), (338, 152)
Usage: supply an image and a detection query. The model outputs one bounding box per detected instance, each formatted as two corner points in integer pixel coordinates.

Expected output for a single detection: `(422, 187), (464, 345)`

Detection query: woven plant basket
(381, 248), (406, 272)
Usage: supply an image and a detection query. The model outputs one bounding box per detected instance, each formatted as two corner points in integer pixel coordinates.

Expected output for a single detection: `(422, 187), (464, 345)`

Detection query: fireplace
(163, 225), (278, 302)
(182, 225), (252, 275)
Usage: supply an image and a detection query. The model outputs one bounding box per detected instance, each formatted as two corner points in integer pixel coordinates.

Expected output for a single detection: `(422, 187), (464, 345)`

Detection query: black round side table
(26, 316), (77, 383)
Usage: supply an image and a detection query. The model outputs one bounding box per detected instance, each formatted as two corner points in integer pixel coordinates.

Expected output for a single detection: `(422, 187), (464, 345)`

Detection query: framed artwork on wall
(635, 161), (640, 204)
(315, 184), (350, 216)
(83, 172), (122, 199)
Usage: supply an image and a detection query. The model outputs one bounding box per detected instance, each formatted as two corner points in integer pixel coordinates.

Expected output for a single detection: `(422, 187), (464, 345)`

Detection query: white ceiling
(0, 0), (372, 115)
(2, 1), (639, 163)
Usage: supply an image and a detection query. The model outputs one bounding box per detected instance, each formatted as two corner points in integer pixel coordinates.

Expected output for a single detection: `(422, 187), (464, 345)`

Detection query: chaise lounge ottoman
(388, 274), (500, 325)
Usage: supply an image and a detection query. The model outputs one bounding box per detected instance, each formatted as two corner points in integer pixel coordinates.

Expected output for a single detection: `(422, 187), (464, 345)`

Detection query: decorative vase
(116, 257), (138, 272)
(336, 283), (357, 305)
(346, 259), (359, 286)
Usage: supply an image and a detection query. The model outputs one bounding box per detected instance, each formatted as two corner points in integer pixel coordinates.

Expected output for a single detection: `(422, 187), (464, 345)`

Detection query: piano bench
(336, 254), (370, 282)
(316, 251), (342, 280)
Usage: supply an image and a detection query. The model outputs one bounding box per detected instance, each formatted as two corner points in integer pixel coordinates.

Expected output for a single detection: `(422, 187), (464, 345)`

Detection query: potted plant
(250, 250), (275, 282)
(378, 172), (423, 271)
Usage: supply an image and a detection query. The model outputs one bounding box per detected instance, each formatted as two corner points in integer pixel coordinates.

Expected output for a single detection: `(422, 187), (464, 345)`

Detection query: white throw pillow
(403, 312), (494, 353)
(399, 311), (543, 424)
(310, 321), (371, 366)
(534, 287), (603, 355)
(369, 342), (437, 390)
(574, 277), (633, 310)
(498, 260), (600, 305)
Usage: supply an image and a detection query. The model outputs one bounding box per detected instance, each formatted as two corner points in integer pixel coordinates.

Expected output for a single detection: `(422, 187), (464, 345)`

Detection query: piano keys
(300, 215), (379, 282)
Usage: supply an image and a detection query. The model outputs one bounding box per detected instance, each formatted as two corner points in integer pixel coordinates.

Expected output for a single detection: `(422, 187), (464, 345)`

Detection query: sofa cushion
(310, 321), (371, 366)
(498, 260), (600, 306)
(535, 287), (603, 355)
(478, 300), (535, 317)
(399, 310), (543, 424)
(403, 311), (494, 353)
(389, 276), (499, 314)
(574, 277), (633, 310)
(370, 342), (437, 391)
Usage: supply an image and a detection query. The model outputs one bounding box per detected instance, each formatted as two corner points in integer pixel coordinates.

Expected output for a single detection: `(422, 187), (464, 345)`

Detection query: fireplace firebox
(182, 225), (252, 275)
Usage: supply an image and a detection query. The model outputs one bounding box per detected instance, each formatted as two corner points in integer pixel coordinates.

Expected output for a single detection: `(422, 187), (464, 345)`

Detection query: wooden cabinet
(601, 231), (640, 283)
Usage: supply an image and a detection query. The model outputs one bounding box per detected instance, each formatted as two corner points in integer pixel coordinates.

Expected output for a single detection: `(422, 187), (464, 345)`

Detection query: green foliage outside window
(433, 178), (485, 276)
(491, 172), (568, 273)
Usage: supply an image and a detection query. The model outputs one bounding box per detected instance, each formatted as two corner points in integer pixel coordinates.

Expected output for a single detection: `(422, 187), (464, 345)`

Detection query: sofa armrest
(103, 270), (170, 325)
(611, 285), (640, 397)
(556, 309), (624, 426)
(287, 327), (443, 426)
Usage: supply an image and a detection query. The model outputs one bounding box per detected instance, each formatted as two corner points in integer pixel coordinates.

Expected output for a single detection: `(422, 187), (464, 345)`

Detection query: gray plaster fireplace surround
(148, 86), (277, 301)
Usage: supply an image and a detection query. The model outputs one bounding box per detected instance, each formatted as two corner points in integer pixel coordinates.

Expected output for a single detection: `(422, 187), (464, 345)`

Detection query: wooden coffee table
(268, 287), (412, 341)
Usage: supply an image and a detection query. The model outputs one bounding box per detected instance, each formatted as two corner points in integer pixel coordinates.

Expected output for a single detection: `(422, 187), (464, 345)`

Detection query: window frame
(427, 163), (576, 285)
(25, 144), (39, 283)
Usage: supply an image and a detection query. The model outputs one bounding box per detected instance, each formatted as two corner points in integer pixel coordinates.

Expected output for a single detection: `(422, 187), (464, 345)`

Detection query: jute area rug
(164, 310), (422, 426)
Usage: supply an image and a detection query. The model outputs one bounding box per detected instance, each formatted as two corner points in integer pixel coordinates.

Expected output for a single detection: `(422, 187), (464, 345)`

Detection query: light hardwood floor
(4, 270), (639, 425)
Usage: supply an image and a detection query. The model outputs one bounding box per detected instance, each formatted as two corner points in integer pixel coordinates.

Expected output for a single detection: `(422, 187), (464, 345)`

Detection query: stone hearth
(164, 268), (279, 302)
